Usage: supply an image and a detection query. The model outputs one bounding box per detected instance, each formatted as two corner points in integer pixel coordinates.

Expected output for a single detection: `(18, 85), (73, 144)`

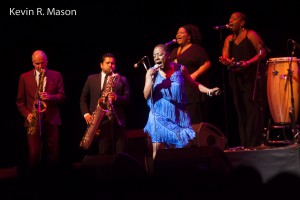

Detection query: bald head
(32, 50), (48, 72)
(32, 50), (47, 61)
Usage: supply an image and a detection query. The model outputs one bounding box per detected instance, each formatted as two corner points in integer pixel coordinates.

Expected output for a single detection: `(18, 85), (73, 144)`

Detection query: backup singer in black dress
(219, 12), (268, 148)
(170, 24), (212, 124)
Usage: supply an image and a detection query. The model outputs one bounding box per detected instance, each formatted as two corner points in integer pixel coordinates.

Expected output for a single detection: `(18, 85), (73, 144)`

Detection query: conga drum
(267, 57), (300, 124)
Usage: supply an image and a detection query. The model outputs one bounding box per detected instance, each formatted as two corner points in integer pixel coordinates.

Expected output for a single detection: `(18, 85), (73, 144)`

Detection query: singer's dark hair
(182, 24), (202, 45)
(237, 12), (247, 23)
(101, 53), (116, 63)
(233, 12), (248, 28)
(155, 44), (171, 54)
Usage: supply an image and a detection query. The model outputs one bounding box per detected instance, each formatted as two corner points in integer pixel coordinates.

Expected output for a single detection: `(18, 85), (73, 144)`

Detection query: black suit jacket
(80, 72), (130, 127)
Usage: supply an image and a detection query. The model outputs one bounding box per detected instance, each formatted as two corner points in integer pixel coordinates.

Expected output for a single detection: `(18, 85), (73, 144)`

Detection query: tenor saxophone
(79, 72), (120, 150)
(27, 69), (47, 135)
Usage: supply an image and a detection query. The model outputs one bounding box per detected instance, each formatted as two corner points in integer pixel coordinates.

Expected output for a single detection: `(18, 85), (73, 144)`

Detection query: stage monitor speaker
(112, 152), (149, 178)
(125, 129), (151, 157)
(154, 146), (233, 179)
(80, 154), (115, 179)
(192, 122), (227, 150)
(80, 153), (149, 180)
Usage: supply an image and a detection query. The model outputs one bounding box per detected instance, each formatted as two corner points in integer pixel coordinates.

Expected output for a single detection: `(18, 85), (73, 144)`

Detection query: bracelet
(207, 89), (212, 97)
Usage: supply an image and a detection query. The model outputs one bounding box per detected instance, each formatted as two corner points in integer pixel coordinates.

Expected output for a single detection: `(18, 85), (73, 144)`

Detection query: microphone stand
(287, 44), (299, 143)
(218, 29), (229, 145)
(142, 61), (148, 71)
(252, 49), (262, 106)
(253, 49), (271, 145)
(37, 98), (43, 164)
(108, 94), (122, 154)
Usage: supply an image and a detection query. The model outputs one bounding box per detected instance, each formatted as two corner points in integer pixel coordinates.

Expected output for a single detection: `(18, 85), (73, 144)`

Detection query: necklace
(177, 43), (192, 56)
(232, 28), (246, 43)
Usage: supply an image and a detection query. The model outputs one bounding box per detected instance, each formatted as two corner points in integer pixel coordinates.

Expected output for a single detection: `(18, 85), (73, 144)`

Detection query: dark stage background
(1, 0), (300, 166)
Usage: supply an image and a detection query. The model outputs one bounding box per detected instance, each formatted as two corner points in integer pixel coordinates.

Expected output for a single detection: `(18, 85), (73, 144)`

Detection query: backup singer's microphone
(134, 56), (147, 68)
(165, 39), (177, 46)
(290, 39), (300, 50)
(213, 24), (230, 30)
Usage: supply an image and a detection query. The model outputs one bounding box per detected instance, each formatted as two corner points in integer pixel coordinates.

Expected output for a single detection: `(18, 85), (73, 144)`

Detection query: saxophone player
(16, 50), (65, 175)
(80, 53), (130, 155)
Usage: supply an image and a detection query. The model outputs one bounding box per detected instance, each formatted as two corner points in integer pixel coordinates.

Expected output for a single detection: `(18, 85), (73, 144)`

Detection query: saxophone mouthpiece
(39, 68), (45, 74)
(108, 70), (113, 75)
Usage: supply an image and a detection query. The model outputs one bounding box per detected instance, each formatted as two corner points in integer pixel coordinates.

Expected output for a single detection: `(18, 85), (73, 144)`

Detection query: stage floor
(0, 142), (299, 184)
(224, 143), (300, 182)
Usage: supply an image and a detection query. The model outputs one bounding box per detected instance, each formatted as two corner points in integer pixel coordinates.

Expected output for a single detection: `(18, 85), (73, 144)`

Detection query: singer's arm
(182, 65), (220, 96)
(143, 68), (156, 99)
(190, 60), (211, 80)
(219, 35), (235, 66)
(248, 30), (267, 62)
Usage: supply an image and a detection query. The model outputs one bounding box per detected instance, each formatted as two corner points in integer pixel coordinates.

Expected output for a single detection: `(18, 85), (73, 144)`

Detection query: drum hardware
(272, 70), (278, 75)
(279, 74), (288, 80)
(287, 42), (299, 143)
(264, 124), (295, 146)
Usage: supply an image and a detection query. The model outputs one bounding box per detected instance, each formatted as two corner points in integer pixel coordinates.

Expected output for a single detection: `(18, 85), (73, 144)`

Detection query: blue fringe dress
(143, 64), (196, 148)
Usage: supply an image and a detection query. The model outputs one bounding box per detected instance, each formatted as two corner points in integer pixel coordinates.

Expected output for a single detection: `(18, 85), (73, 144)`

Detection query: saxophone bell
(33, 99), (47, 113)
(79, 73), (120, 150)
(27, 69), (47, 135)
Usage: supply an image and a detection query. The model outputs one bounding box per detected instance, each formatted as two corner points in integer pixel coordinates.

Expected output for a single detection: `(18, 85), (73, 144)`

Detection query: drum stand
(286, 46), (299, 143)
(265, 44), (299, 145)
(252, 49), (264, 109)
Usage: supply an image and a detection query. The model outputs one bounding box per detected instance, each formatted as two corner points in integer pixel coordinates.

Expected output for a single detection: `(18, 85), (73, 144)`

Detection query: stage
(0, 138), (300, 199)
(0, 135), (300, 183)
(224, 143), (300, 183)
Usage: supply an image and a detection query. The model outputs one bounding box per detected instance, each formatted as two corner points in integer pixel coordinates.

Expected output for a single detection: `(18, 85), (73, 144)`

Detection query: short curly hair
(182, 24), (202, 45)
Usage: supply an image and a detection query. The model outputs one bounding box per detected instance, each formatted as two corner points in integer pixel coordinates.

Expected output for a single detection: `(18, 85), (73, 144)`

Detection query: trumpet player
(80, 53), (130, 155)
(16, 50), (65, 175)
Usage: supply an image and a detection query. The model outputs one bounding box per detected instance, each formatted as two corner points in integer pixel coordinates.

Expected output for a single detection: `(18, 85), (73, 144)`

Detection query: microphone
(165, 39), (177, 46)
(134, 56), (147, 68)
(259, 41), (271, 53)
(153, 64), (161, 70)
(213, 24), (230, 30)
(290, 39), (300, 50)
(151, 64), (160, 80)
(227, 61), (242, 70)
